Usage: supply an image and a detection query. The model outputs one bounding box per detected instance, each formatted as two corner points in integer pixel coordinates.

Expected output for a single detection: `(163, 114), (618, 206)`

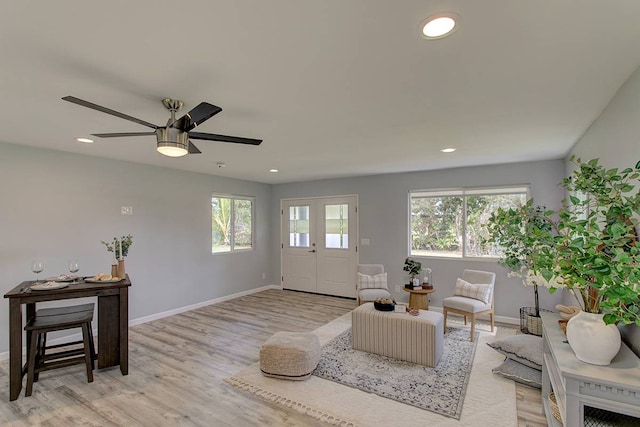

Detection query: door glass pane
(234, 199), (253, 250)
(325, 204), (348, 249)
(289, 205), (310, 247)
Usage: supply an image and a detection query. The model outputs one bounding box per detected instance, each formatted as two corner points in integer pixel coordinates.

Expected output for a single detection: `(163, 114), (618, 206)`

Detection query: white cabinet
(541, 312), (640, 426)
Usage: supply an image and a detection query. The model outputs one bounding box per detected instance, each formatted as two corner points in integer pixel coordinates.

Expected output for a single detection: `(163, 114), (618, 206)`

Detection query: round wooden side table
(402, 286), (435, 310)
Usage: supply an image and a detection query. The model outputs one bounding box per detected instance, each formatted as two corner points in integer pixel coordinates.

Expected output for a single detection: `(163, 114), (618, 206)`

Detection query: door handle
(308, 249), (316, 253)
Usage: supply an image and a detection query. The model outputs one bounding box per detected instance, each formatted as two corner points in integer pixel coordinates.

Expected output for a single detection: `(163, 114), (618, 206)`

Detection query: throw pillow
(487, 334), (543, 370)
(454, 278), (492, 304)
(357, 272), (388, 290)
(492, 358), (541, 389)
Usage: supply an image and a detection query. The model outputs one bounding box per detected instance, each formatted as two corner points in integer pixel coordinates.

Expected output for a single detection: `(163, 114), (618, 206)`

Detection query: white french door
(281, 195), (358, 298)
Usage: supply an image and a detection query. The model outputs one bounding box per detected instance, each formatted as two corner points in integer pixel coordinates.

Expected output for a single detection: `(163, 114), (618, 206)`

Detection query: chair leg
(490, 312), (495, 332)
(443, 308), (448, 333)
(470, 315), (476, 342)
(25, 332), (40, 397)
(463, 316), (467, 325)
(87, 322), (96, 370)
(34, 333), (45, 382)
(81, 323), (94, 383)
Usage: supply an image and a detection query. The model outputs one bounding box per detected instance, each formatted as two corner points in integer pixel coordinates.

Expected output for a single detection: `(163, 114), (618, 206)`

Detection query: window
(410, 186), (529, 258)
(212, 195), (254, 253)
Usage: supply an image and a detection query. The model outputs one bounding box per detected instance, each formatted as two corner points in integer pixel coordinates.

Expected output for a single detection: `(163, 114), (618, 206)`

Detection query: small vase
(117, 259), (126, 279)
(111, 264), (118, 277)
(566, 311), (621, 365)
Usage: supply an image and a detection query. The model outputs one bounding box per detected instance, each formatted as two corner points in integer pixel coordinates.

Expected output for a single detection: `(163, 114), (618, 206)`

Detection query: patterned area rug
(313, 327), (477, 419)
(224, 313), (518, 427)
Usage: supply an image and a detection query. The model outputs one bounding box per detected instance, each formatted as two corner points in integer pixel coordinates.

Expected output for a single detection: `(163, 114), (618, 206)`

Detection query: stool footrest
(38, 356), (89, 373)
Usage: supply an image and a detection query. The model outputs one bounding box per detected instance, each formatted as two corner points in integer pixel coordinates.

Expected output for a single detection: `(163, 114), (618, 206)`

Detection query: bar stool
(24, 304), (95, 397)
(33, 303), (96, 376)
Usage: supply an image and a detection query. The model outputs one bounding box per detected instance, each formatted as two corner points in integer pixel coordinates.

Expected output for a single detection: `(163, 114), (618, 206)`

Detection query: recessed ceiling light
(76, 137), (94, 144)
(441, 148), (456, 153)
(420, 13), (458, 39)
(269, 169), (279, 173)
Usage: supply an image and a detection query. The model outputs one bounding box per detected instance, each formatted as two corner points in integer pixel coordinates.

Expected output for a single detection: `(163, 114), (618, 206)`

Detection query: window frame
(408, 185), (530, 260)
(211, 193), (255, 254)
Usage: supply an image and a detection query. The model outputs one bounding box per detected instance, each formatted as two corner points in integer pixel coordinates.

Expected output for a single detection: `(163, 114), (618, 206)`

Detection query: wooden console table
(541, 312), (640, 426)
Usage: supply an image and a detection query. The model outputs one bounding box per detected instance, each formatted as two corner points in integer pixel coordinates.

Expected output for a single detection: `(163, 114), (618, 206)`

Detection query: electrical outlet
(395, 285), (401, 292)
(262, 273), (266, 280)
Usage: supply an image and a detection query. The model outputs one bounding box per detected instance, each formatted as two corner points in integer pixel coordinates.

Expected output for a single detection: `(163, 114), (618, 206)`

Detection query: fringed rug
(313, 327), (477, 419)
(224, 313), (518, 427)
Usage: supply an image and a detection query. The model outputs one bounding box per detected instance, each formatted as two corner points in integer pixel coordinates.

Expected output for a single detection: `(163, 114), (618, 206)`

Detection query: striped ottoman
(259, 331), (321, 380)
(351, 303), (444, 367)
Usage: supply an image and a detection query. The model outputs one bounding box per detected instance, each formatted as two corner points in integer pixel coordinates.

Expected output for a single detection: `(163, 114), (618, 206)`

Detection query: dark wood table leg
(119, 287), (128, 375)
(97, 294), (119, 369)
(9, 299), (22, 401)
(24, 303), (35, 374)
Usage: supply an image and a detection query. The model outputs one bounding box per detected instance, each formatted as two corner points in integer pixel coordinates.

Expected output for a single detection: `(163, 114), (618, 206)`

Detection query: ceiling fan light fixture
(156, 127), (189, 157)
(157, 143), (188, 157)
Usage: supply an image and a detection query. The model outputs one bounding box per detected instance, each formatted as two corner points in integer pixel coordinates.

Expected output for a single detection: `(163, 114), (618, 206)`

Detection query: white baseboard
(0, 284), (281, 362)
(129, 284), (280, 326)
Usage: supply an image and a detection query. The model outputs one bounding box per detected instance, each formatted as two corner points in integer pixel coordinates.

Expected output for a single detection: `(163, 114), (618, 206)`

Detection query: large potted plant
(484, 157), (640, 365)
(484, 202), (560, 335)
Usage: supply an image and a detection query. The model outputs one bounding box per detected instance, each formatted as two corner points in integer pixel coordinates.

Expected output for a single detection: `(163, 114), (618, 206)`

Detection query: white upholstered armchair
(442, 269), (496, 342)
(357, 264), (392, 305)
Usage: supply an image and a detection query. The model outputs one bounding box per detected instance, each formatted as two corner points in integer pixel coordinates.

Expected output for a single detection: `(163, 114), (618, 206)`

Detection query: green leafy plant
(484, 157), (640, 326)
(403, 257), (422, 279)
(101, 234), (133, 259)
(484, 202), (559, 317)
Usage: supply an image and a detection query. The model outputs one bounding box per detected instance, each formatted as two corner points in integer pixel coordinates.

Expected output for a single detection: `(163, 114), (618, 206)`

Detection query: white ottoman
(352, 303), (444, 367)
(259, 331), (321, 380)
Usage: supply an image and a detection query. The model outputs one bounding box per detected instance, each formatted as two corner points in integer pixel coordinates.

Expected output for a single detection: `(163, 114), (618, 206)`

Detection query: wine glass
(31, 260), (44, 284)
(68, 259), (79, 282)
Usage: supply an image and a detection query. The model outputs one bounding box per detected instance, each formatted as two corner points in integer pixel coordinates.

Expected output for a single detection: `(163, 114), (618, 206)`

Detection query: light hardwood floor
(0, 289), (546, 426)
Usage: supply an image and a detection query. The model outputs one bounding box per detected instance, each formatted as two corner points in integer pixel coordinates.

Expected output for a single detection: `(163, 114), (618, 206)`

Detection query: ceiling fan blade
(62, 96), (158, 130)
(189, 131), (262, 146)
(91, 132), (157, 138)
(174, 102), (222, 132)
(188, 141), (201, 154)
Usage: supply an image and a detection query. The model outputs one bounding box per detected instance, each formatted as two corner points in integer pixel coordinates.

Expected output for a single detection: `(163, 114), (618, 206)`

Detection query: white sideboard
(541, 312), (640, 427)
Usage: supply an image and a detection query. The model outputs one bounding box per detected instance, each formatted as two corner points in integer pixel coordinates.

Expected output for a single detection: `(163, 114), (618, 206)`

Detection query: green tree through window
(410, 187), (528, 258)
(212, 195), (254, 253)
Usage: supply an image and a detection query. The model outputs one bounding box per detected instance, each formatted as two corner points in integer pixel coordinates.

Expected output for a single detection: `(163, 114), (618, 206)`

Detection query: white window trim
(408, 185), (530, 260)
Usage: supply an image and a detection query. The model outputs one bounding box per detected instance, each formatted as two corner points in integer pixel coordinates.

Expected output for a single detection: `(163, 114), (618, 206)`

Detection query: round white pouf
(259, 331), (321, 380)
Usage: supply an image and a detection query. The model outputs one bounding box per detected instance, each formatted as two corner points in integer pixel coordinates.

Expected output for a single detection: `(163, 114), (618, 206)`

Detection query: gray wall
(569, 64), (640, 355)
(0, 142), (272, 355)
(272, 160), (567, 320)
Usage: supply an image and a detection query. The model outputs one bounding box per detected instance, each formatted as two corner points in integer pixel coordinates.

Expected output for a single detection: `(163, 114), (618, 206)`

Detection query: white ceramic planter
(566, 311), (621, 366)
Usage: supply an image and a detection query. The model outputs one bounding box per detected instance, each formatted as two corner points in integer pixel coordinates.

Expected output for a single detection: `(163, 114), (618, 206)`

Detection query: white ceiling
(1, 1), (640, 184)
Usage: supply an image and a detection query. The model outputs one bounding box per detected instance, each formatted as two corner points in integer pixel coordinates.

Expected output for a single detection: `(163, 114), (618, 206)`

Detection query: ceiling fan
(62, 96), (262, 157)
